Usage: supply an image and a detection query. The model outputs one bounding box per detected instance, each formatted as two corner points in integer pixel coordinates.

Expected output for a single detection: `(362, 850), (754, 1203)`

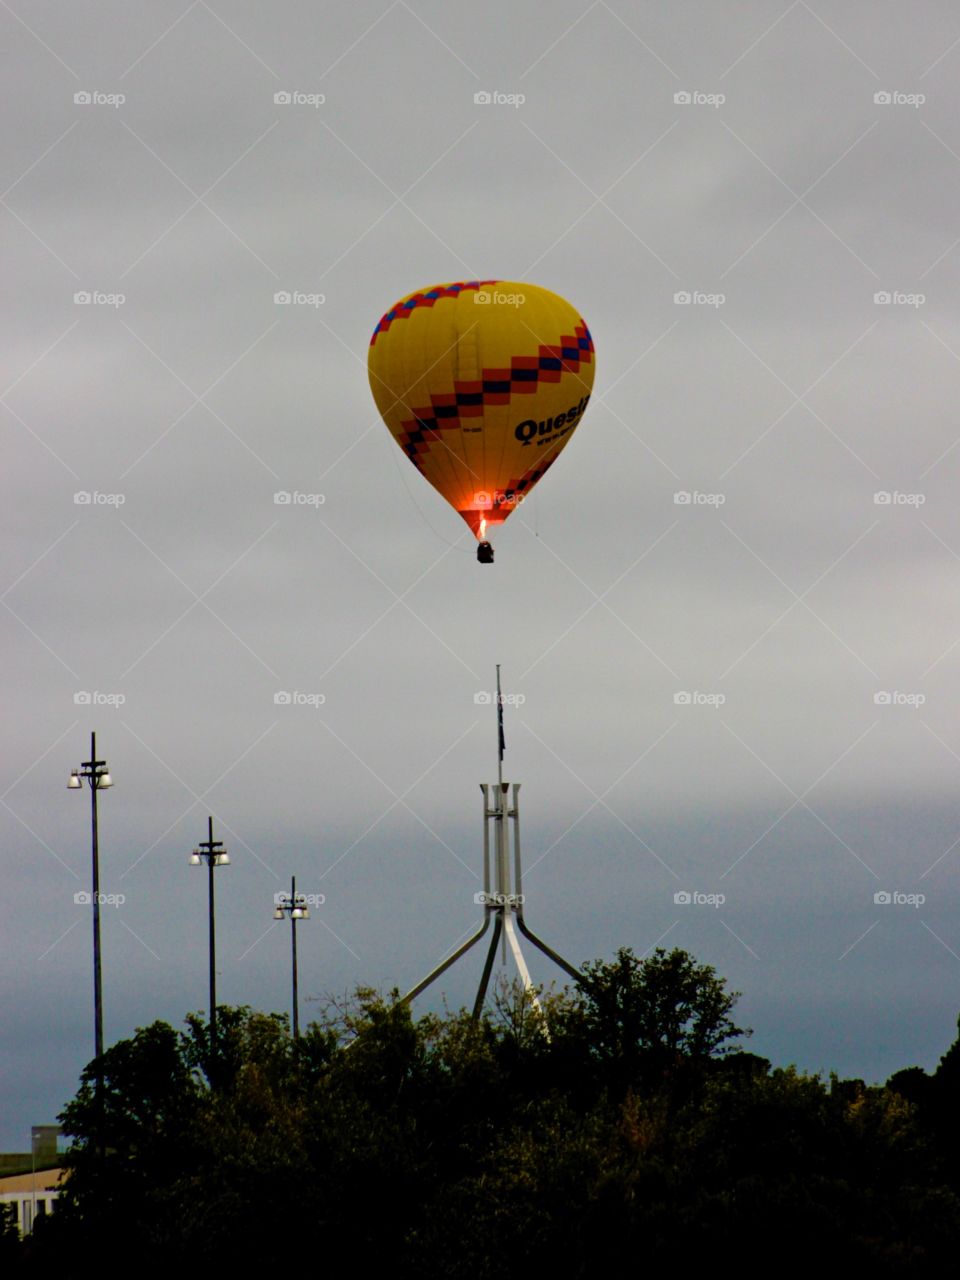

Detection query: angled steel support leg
(514, 913), (582, 985)
(400, 912), (492, 1005)
(399, 738), (585, 1022)
(510, 783), (583, 987)
(472, 909), (504, 1019)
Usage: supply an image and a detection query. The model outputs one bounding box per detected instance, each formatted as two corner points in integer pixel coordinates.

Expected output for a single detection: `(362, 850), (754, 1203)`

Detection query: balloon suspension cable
(385, 433), (471, 553)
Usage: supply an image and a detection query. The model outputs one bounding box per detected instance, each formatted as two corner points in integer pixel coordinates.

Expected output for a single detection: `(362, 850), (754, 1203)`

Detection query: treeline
(10, 946), (960, 1276)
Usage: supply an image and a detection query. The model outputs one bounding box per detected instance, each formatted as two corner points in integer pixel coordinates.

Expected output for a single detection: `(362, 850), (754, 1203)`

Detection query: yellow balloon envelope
(368, 281), (594, 544)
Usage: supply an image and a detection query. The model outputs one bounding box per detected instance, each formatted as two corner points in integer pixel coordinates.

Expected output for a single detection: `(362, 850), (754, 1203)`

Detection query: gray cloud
(4, 0), (960, 1145)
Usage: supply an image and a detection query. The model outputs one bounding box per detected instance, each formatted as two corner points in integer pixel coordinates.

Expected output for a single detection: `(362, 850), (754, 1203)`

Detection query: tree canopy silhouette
(11, 949), (960, 1278)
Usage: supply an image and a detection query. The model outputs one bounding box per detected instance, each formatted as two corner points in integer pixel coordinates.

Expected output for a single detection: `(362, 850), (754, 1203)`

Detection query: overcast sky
(5, 0), (960, 1149)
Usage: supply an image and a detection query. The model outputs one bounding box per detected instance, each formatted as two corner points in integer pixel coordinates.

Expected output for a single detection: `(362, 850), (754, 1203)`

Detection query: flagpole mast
(399, 665), (582, 1015)
(496, 666), (508, 965)
(496, 663), (503, 790)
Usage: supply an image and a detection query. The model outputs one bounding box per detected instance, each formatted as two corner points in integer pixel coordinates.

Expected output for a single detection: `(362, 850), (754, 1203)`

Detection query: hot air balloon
(368, 280), (594, 563)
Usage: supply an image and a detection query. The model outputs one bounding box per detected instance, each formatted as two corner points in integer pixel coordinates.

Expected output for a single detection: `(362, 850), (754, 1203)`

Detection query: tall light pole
(273, 877), (309, 1040)
(190, 816), (229, 1047)
(68, 731), (113, 1066)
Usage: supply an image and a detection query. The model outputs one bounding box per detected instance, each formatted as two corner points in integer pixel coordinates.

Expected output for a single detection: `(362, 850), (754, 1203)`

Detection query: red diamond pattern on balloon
(370, 281), (501, 345)
(393, 325), (594, 470)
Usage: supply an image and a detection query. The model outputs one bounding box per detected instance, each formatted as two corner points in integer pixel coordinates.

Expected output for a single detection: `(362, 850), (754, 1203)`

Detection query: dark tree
(25, 955), (960, 1277)
(569, 945), (750, 1094)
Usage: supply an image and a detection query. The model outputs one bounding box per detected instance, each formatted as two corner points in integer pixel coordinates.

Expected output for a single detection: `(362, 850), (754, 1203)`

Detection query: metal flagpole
(400, 667), (581, 1016)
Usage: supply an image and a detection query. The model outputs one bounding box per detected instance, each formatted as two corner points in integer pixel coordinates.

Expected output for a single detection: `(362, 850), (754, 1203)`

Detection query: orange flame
(479, 517), (487, 540)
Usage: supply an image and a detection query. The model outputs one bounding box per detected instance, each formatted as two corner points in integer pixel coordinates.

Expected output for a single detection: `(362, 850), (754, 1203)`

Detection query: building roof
(0, 1169), (63, 1194)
